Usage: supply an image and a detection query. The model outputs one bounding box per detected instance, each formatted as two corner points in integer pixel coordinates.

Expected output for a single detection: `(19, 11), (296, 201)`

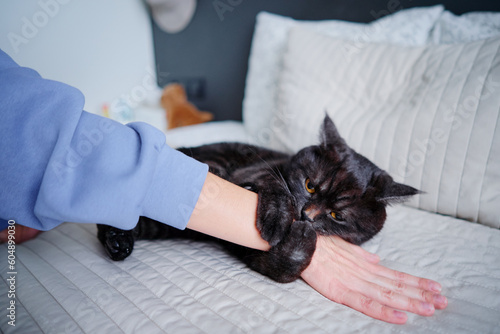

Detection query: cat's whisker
(275, 168), (293, 196)
(99, 116), (420, 284)
(248, 147), (294, 197)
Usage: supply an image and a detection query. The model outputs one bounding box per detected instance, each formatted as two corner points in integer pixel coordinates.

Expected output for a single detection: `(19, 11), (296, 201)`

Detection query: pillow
(242, 6), (444, 149)
(431, 10), (500, 44)
(276, 27), (500, 228)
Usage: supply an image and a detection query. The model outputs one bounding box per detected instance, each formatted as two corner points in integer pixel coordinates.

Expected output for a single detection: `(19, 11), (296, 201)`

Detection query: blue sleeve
(0, 49), (208, 231)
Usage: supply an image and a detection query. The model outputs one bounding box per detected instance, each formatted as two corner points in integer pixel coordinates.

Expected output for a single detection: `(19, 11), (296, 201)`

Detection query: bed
(1, 2), (500, 333)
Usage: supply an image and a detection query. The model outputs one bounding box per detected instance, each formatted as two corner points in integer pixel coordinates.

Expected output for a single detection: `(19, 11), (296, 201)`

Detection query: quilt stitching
(187, 241), (422, 334)
(423, 311), (485, 334)
(188, 242), (339, 332)
(141, 242), (268, 334)
(414, 42), (465, 210)
(444, 296), (500, 326)
(35, 222), (500, 333)
(458, 40), (500, 223)
(20, 241), (110, 333)
(384, 210), (500, 252)
(74, 224), (285, 332)
(381, 258), (500, 312)
(477, 96), (500, 229)
(395, 251), (500, 282)
(122, 248), (212, 333)
(438, 39), (485, 217)
(0, 254), (52, 334)
(176, 241), (330, 334)
(56, 225), (197, 334)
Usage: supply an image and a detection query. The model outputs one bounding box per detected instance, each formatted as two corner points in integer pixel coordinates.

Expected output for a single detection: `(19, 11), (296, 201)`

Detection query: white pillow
(431, 10), (500, 44)
(276, 27), (500, 228)
(242, 6), (445, 149)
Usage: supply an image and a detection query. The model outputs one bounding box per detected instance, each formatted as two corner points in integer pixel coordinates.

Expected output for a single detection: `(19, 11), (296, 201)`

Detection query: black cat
(97, 116), (418, 283)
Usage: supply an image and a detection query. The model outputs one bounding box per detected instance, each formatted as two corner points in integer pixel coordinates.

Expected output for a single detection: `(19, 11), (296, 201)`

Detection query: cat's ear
(320, 114), (347, 150)
(379, 182), (421, 204)
(371, 173), (421, 204)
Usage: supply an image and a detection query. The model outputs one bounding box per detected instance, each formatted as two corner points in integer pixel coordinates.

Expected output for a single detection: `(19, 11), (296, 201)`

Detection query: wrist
(187, 173), (270, 251)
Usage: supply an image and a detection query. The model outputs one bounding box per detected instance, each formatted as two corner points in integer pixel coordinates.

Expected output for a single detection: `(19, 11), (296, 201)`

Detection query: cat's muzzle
(301, 204), (321, 222)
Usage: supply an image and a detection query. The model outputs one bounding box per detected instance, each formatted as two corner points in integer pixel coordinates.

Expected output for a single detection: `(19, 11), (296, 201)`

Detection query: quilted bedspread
(1, 205), (499, 334)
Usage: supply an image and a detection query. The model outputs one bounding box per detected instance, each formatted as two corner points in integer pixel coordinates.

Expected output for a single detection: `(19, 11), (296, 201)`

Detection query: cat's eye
(305, 178), (315, 194)
(330, 212), (343, 221)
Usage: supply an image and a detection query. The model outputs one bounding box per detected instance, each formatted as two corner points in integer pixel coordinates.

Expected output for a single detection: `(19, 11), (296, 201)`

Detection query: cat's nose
(301, 204), (321, 222)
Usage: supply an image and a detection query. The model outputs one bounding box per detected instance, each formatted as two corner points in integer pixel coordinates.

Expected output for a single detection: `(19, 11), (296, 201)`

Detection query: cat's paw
(97, 225), (135, 261)
(278, 220), (317, 268)
(266, 221), (317, 283)
(257, 192), (298, 246)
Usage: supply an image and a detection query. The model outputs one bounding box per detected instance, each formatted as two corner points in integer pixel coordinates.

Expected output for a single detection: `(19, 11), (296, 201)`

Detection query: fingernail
(394, 310), (407, 321)
(434, 295), (448, 308)
(422, 302), (435, 314)
(430, 282), (442, 293)
(434, 295), (446, 303)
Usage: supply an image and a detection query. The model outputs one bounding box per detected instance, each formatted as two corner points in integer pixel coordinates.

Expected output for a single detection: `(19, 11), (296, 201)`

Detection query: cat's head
(285, 115), (419, 245)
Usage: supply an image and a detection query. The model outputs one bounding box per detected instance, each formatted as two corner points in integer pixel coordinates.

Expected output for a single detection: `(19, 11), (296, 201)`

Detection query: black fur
(97, 115), (418, 283)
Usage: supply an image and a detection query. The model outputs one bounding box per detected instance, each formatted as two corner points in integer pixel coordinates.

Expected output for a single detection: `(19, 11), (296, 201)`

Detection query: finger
(6, 226), (41, 244)
(360, 279), (439, 317)
(371, 275), (448, 310)
(339, 289), (408, 324)
(329, 238), (447, 311)
(371, 263), (442, 294)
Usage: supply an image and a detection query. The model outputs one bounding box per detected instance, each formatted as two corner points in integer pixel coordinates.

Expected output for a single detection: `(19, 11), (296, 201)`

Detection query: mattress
(1, 2), (499, 333)
(2, 204), (499, 334)
(164, 121), (253, 148)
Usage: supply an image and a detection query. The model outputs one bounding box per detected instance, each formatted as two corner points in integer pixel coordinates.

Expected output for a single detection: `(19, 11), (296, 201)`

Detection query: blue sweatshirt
(0, 49), (208, 231)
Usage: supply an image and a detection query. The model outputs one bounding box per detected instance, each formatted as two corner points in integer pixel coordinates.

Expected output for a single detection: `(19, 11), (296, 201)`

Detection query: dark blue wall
(151, 0), (500, 121)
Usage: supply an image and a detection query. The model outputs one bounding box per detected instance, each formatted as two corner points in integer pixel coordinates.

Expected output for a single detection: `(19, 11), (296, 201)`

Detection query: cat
(97, 115), (419, 283)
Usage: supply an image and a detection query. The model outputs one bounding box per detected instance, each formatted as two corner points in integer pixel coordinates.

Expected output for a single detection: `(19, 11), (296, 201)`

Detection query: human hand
(0, 225), (41, 243)
(301, 235), (447, 324)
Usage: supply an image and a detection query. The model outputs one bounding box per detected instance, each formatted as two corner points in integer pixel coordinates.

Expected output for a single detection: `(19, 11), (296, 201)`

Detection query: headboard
(151, 0), (500, 121)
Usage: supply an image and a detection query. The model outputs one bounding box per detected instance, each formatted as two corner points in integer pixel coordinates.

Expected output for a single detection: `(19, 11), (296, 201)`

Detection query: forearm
(0, 49), (208, 231)
(186, 172), (270, 251)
